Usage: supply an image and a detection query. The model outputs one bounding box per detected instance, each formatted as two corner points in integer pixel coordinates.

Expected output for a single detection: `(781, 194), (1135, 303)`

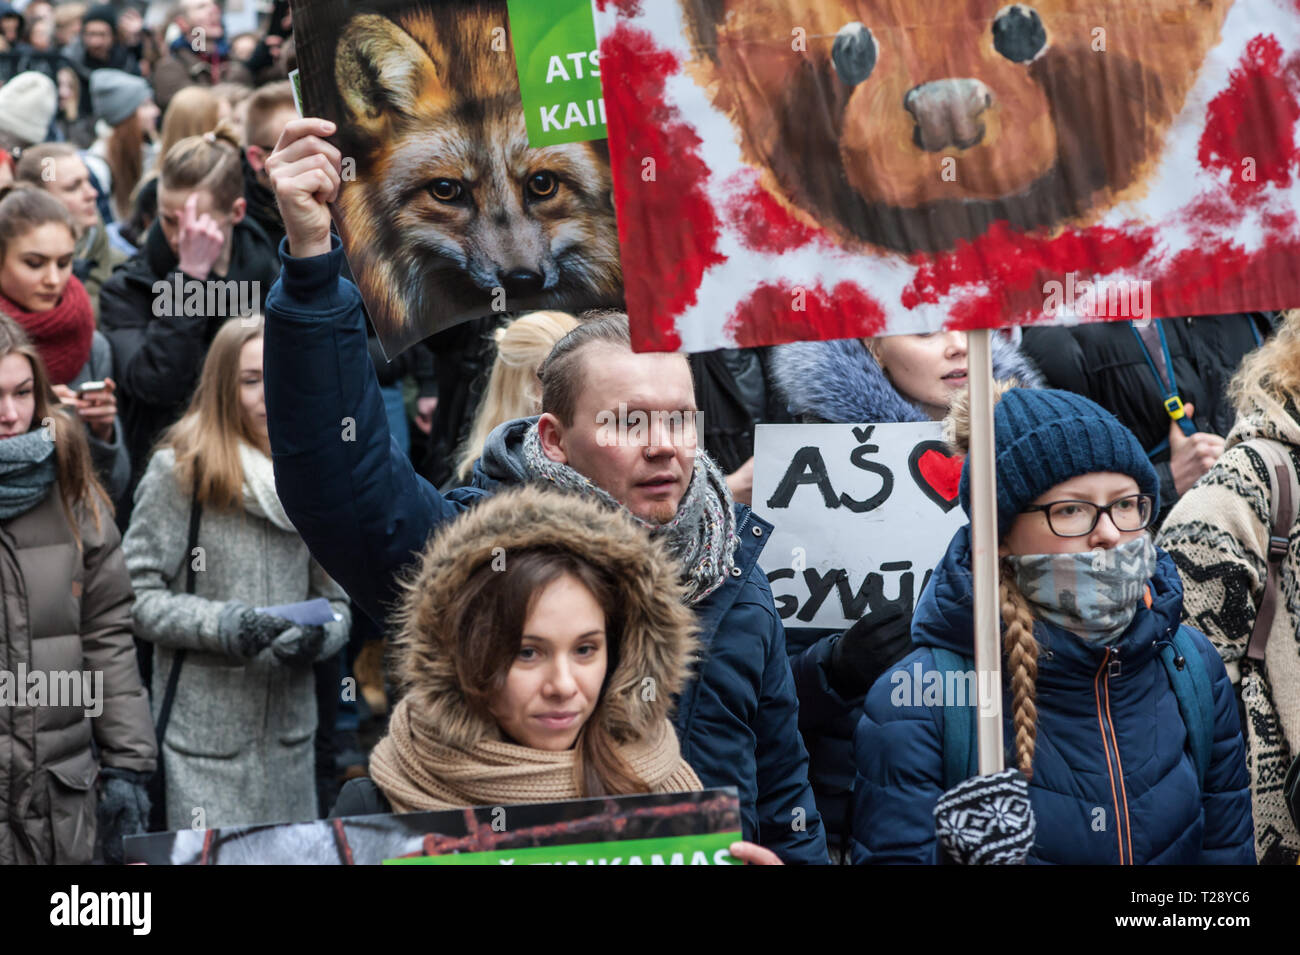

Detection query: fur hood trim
(769, 334), (1044, 423)
(390, 485), (699, 751)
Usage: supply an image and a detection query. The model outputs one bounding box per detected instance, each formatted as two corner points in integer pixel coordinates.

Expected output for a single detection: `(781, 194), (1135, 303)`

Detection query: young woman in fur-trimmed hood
(332, 485), (783, 863)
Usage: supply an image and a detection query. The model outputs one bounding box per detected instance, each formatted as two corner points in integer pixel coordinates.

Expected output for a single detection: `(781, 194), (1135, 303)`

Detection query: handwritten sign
(753, 422), (967, 630)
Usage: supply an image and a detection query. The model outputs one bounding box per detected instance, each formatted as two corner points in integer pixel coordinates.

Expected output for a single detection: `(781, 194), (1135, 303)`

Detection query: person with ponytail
(0, 313), (155, 864)
(453, 310), (581, 485)
(0, 183), (130, 505)
(331, 484), (781, 864)
(851, 385), (1255, 864)
(99, 121), (278, 517)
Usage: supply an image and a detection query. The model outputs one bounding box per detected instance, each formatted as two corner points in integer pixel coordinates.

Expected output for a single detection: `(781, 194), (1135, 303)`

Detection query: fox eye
(428, 178), (463, 202)
(526, 171), (559, 200)
(993, 4), (1047, 63)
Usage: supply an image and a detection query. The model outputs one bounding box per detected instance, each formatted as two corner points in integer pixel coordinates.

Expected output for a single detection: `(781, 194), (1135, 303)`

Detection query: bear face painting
(680, 0), (1235, 253)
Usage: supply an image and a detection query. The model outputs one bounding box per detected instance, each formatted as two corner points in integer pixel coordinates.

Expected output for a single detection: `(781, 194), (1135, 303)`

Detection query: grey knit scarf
(520, 424), (738, 605)
(0, 430), (58, 521)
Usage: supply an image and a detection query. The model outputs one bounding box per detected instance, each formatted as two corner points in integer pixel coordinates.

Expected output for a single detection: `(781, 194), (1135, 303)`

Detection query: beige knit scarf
(369, 698), (701, 812)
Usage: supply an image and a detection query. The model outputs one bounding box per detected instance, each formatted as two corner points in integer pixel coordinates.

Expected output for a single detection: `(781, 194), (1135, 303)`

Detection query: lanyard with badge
(1130, 319), (1197, 459)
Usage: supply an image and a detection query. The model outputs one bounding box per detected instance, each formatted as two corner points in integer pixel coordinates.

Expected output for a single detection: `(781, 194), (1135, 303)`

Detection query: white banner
(753, 422), (968, 630)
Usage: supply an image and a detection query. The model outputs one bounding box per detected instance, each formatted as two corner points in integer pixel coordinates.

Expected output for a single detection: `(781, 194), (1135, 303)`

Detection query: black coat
(330, 777), (391, 818)
(690, 348), (792, 475)
(1020, 313), (1274, 524)
(99, 217), (280, 519)
(241, 154), (285, 253)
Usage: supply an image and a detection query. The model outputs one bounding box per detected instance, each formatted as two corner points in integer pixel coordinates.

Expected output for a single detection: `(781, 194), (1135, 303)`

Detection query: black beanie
(83, 4), (118, 31)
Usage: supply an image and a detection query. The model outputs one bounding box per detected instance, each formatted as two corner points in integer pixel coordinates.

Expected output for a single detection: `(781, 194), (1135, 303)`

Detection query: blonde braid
(999, 568), (1039, 778)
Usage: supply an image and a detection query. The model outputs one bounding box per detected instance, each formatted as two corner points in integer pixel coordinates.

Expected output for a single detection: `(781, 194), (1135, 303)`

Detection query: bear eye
(428, 179), (463, 202)
(992, 4), (1047, 63)
(526, 171), (559, 200)
(832, 22), (877, 87)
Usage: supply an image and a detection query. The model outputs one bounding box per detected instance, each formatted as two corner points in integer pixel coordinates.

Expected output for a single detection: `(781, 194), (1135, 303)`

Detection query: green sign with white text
(384, 831), (743, 865)
(507, 0), (606, 147)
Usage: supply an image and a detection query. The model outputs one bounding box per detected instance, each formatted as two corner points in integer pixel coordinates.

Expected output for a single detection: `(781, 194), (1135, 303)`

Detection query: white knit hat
(0, 71), (57, 147)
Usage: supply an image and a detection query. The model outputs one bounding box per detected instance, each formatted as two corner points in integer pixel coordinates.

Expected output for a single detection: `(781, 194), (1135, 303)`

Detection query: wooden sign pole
(967, 328), (1005, 775)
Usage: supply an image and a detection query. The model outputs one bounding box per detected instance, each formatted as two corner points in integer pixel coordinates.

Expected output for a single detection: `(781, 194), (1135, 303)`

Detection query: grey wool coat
(122, 448), (351, 831)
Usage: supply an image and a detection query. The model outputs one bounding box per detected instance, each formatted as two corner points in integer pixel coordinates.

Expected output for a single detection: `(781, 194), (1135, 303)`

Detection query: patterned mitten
(933, 767), (1036, 865)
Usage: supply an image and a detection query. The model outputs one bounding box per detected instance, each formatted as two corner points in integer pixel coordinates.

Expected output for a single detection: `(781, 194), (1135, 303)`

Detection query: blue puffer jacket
(263, 238), (828, 864)
(851, 524), (1255, 864)
(770, 335), (1043, 849)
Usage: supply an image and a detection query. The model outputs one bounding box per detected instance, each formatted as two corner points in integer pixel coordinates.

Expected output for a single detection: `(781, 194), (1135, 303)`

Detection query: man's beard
(642, 499), (679, 525)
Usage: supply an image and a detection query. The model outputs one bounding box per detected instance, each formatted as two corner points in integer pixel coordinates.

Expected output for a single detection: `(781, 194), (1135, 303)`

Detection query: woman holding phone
(332, 485), (782, 864)
(0, 184), (130, 504)
(122, 315), (351, 831)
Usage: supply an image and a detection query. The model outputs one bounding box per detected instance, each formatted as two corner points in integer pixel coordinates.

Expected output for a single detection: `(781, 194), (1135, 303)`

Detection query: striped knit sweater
(1157, 395), (1300, 864)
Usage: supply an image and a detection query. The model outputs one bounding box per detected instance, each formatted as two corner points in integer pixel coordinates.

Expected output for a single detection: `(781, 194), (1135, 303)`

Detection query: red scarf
(0, 277), (95, 385)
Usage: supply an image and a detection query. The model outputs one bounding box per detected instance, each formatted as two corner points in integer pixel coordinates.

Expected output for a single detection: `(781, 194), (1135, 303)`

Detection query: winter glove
(270, 624), (327, 667)
(827, 603), (914, 698)
(97, 767), (151, 865)
(934, 767), (1036, 865)
(216, 600), (294, 658)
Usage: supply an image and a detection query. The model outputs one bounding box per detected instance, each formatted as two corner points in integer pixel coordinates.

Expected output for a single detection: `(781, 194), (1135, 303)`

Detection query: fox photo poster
(289, 0), (622, 357)
(592, 0), (1300, 353)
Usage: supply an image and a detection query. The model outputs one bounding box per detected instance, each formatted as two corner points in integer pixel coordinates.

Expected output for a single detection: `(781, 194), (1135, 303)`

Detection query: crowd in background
(0, 0), (1297, 867)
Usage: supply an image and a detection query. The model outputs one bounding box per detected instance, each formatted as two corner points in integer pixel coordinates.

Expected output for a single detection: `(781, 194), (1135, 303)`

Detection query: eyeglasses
(1021, 494), (1155, 538)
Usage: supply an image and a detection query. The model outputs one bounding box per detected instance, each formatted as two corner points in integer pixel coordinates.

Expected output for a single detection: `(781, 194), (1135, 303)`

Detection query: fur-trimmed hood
(390, 484), (699, 752)
(769, 335), (1044, 424)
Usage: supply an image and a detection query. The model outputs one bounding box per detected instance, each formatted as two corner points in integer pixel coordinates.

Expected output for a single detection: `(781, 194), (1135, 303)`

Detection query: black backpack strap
(155, 478), (202, 742)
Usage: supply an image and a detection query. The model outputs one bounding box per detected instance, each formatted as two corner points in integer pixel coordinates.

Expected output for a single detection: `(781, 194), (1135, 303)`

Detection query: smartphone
(76, 380), (107, 395)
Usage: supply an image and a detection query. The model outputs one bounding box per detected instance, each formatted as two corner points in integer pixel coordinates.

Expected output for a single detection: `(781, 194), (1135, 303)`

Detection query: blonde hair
(158, 316), (266, 510)
(1229, 309), (1300, 420)
(158, 86), (222, 162)
(243, 80), (295, 150)
(944, 377), (1039, 778)
(455, 311), (582, 482)
(159, 120), (244, 211)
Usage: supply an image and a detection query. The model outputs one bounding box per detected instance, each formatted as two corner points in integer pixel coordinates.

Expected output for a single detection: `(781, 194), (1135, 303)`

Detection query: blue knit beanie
(958, 388), (1160, 538)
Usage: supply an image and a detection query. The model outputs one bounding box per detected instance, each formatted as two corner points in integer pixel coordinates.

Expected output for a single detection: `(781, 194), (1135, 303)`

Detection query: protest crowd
(0, 0), (1298, 871)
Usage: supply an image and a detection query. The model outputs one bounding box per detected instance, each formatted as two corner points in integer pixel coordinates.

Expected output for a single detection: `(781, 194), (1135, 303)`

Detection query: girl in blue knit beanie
(851, 382), (1256, 865)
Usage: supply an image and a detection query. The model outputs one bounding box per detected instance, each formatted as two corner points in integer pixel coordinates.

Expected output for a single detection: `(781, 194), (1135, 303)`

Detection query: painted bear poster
(592, 0), (1300, 352)
(289, 0), (622, 357)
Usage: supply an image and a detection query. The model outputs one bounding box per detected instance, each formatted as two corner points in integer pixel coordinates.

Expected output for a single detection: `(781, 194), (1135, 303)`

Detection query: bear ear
(334, 13), (449, 141)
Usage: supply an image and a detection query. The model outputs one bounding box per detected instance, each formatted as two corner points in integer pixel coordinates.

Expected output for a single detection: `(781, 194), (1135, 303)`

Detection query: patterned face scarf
(1004, 535), (1159, 645)
(520, 424), (738, 605)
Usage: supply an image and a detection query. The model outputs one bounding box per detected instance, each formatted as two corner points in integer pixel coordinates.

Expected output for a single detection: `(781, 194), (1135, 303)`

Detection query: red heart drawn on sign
(908, 441), (965, 512)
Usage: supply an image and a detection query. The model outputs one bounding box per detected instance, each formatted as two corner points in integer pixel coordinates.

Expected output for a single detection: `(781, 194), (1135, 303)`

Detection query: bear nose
(904, 78), (994, 152)
(497, 268), (545, 297)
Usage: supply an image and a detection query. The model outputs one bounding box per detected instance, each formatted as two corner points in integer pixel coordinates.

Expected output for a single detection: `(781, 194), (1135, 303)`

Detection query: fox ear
(334, 13), (449, 140)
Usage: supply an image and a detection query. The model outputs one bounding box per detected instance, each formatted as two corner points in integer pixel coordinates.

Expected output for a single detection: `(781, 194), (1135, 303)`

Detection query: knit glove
(97, 767), (151, 865)
(216, 600), (294, 659)
(934, 767), (1036, 865)
(827, 603), (914, 698)
(270, 624), (327, 667)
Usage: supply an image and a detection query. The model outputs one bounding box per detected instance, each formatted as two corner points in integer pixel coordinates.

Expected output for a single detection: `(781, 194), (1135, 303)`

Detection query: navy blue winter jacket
(769, 335), (1043, 848)
(851, 524), (1255, 865)
(263, 238), (828, 864)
